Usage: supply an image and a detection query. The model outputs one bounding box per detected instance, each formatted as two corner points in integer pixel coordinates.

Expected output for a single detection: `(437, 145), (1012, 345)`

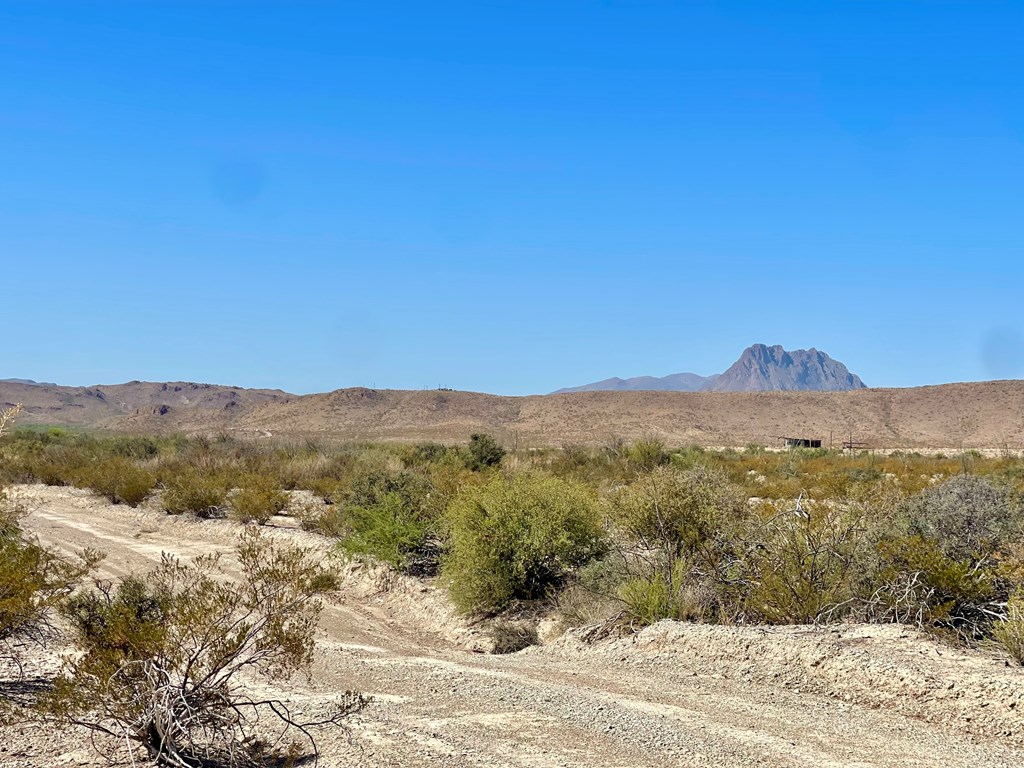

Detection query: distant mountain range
(554, 344), (866, 393)
(4, 367), (1024, 449)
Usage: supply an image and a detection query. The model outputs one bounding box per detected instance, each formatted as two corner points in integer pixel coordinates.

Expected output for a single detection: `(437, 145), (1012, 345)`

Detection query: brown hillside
(0, 380), (289, 431)
(4, 378), (1024, 449)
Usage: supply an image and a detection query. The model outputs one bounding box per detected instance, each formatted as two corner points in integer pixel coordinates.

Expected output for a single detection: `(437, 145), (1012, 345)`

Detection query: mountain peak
(708, 344), (866, 392)
(553, 345), (866, 394)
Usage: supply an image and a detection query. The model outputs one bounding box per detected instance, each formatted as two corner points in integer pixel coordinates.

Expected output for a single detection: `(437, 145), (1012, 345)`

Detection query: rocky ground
(2, 484), (1023, 767)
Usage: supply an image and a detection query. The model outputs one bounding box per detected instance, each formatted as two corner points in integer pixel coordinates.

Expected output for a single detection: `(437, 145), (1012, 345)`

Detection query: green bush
(871, 534), (1000, 639)
(230, 476), (289, 524)
(618, 560), (707, 625)
(464, 433), (506, 471)
(308, 475), (342, 504)
(625, 438), (669, 471)
(608, 465), (745, 570)
(602, 466), (749, 625)
(741, 503), (872, 624)
(80, 458), (157, 507)
(344, 467), (433, 513)
(338, 492), (433, 571)
(0, 495), (98, 669)
(162, 470), (230, 517)
(442, 473), (605, 614)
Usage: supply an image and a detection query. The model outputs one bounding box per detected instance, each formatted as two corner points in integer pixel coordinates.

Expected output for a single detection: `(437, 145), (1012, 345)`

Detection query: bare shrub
(489, 620), (538, 654)
(45, 528), (364, 766)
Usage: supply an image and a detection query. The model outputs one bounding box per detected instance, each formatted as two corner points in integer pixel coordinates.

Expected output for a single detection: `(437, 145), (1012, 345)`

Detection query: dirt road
(4, 485), (1024, 767)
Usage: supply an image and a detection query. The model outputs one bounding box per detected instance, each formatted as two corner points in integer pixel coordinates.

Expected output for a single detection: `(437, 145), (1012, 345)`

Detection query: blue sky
(2, 1), (1023, 395)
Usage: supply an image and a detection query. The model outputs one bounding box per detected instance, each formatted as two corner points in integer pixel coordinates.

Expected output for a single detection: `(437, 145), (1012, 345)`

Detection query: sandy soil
(3, 484), (1024, 767)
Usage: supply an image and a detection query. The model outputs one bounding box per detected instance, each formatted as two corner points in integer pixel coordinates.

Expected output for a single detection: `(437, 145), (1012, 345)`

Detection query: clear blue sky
(2, 1), (1023, 395)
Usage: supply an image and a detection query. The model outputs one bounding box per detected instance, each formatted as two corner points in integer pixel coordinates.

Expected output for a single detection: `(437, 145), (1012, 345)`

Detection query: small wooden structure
(781, 436), (822, 449)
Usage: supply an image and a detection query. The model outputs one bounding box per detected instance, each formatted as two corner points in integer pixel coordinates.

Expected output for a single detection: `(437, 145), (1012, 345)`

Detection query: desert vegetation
(0, 411), (365, 765)
(2, 422), (1024, 761)
(2, 427), (1024, 658)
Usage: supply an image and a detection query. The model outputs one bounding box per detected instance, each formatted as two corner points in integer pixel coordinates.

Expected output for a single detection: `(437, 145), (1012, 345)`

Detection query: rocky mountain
(554, 344), (866, 394)
(709, 344), (866, 392)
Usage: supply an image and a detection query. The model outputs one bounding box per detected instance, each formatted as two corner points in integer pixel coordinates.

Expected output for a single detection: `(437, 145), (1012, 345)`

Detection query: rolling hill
(2, 377), (1023, 450)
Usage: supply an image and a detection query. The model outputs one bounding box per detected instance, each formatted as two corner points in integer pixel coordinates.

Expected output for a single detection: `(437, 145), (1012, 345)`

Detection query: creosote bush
(44, 529), (363, 767)
(1, 498), (100, 674)
(162, 469), (230, 517)
(604, 465), (746, 623)
(230, 475), (289, 524)
(443, 473), (605, 614)
(338, 492), (433, 572)
(80, 457), (157, 507)
(741, 502), (873, 624)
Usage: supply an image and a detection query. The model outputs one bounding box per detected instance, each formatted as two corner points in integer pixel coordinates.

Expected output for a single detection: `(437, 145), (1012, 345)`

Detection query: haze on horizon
(2, 1), (1023, 396)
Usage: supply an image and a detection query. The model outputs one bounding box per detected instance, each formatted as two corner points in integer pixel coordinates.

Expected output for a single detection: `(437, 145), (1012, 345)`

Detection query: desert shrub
(608, 465), (745, 573)
(405, 442), (450, 466)
(1, 508), (98, 665)
(45, 528), (362, 767)
(308, 475), (342, 504)
(626, 438), (669, 471)
(489, 620), (538, 654)
(80, 458), (157, 507)
(464, 433), (506, 471)
(344, 467), (432, 512)
(618, 560), (709, 625)
(740, 502), (873, 624)
(300, 504), (348, 537)
(18, 443), (92, 487)
(338, 492), (433, 572)
(230, 475), (289, 525)
(870, 535), (1001, 639)
(1, 487), (100, 693)
(993, 593), (1024, 664)
(900, 474), (1023, 560)
(861, 475), (1024, 639)
(557, 557), (629, 626)
(109, 435), (161, 460)
(161, 470), (230, 517)
(1, 406), (97, 668)
(302, 468), (441, 573)
(443, 473), (605, 614)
